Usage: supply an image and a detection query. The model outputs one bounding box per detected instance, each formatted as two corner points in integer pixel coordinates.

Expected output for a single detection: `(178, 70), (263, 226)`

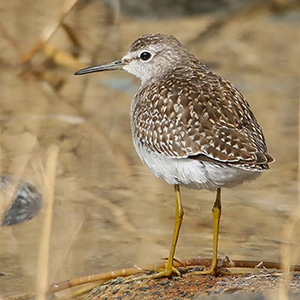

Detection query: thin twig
(20, 0), (79, 64)
(48, 257), (300, 294)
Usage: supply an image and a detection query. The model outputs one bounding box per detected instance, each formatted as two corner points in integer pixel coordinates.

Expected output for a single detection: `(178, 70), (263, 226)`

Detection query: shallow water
(0, 1), (299, 297)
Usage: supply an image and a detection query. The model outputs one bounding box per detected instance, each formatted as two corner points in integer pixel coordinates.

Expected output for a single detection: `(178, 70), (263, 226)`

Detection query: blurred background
(0, 0), (299, 297)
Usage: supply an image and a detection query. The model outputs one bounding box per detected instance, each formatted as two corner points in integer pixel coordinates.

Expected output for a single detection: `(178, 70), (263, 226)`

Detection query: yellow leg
(190, 188), (223, 276)
(149, 184), (184, 278)
(210, 187), (222, 275)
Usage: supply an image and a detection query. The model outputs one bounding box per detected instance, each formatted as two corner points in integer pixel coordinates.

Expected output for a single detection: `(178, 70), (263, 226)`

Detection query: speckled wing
(132, 65), (274, 169)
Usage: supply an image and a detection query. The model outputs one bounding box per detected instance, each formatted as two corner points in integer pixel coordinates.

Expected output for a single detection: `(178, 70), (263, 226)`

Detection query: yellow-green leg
(149, 184), (184, 278)
(195, 187), (222, 275)
(210, 187), (222, 275)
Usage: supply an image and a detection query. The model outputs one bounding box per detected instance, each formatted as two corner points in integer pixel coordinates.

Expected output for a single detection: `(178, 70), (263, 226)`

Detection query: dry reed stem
(42, 44), (84, 69)
(0, 20), (20, 55)
(55, 283), (101, 300)
(36, 145), (59, 300)
(48, 257), (300, 294)
(20, 0), (79, 64)
(278, 90), (300, 300)
(61, 23), (81, 51)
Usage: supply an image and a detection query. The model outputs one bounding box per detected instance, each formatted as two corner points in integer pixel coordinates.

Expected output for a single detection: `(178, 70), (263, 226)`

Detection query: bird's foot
(189, 266), (231, 276)
(146, 265), (181, 279)
(186, 256), (232, 276)
(124, 264), (181, 283)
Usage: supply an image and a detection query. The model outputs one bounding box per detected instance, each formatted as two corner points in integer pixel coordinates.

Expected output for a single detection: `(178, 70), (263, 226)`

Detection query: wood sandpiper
(75, 33), (274, 277)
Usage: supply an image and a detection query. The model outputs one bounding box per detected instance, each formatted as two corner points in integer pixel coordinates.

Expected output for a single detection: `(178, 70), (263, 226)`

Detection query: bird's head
(75, 33), (194, 84)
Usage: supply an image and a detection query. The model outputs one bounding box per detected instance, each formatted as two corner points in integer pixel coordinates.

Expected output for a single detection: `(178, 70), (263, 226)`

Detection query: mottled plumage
(133, 65), (271, 165)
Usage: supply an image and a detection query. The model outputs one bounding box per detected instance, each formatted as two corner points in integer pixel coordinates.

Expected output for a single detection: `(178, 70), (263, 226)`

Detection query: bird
(75, 33), (274, 277)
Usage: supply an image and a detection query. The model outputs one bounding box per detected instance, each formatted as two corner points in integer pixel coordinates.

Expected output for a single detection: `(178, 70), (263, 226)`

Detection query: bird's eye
(140, 51), (152, 61)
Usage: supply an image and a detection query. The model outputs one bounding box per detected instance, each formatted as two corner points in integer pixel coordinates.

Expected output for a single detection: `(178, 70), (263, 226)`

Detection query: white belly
(133, 140), (262, 191)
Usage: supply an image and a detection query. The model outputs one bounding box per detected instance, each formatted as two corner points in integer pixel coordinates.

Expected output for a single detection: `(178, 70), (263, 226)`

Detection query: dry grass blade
(42, 43), (84, 69)
(20, 0), (79, 64)
(61, 23), (81, 56)
(278, 90), (300, 300)
(36, 145), (60, 300)
(0, 20), (20, 55)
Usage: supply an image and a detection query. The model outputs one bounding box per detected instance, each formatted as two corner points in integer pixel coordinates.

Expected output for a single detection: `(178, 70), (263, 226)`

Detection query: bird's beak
(74, 60), (126, 75)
